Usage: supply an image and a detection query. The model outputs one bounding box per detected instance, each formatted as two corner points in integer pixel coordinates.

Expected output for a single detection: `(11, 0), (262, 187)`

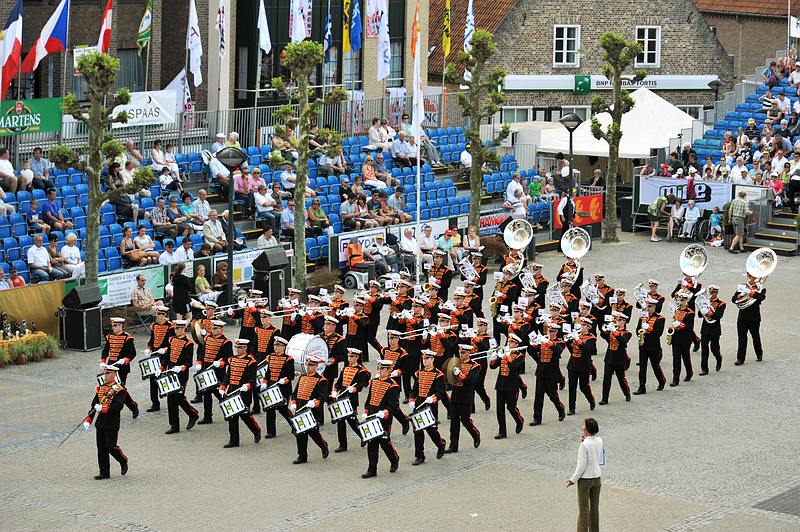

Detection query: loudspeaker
(62, 284), (102, 309)
(252, 247), (289, 271)
(253, 269), (285, 310)
(59, 307), (102, 351)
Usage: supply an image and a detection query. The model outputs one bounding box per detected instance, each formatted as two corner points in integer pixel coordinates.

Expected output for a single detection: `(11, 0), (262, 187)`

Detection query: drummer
(194, 319), (232, 425)
(280, 288), (303, 339)
(218, 339), (261, 448)
(259, 336), (294, 439)
(332, 348), (371, 453)
(192, 301), (219, 403)
(289, 356), (330, 464)
(145, 305), (174, 413)
(361, 360), (401, 478)
(409, 350), (447, 465)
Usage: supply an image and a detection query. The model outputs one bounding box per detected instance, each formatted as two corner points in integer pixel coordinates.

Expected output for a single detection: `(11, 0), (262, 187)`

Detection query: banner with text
(98, 267), (165, 308)
(112, 90), (178, 128)
(637, 177), (732, 210)
(333, 227), (386, 269)
(215, 249), (264, 284)
(553, 193), (604, 229)
(0, 98), (63, 137)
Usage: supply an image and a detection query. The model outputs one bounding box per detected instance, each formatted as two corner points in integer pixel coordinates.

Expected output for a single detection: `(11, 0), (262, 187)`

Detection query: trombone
(470, 345), (527, 361)
(397, 323), (458, 339)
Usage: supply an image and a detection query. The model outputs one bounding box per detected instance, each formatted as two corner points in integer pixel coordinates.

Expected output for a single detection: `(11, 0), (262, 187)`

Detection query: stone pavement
(1, 232), (799, 531)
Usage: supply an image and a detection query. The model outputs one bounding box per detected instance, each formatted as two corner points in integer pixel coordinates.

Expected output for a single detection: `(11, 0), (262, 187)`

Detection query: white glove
(390, 370), (400, 378)
(453, 367), (461, 376)
(289, 403), (297, 414)
(699, 307), (708, 316)
(422, 330), (429, 340)
(98, 362), (107, 370)
(672, 321), (681, 328)
(360, 413), (368, 421)
(83, 421), (91, 430)
(490, 353), (499, 361)
(291, 312), (299, 321)
(94, 404), (103, 412)
(157, 348), (167, 354)
(259, 382), (268, 391)
(154, 368), (162, 377)
(326, 358), (335, 366)
(144, 348), (151, 356)
(195, 362), (203, 371)
(591, 298), (599, 305)
(307, 399), (318, 408)
(347, 386), (356, 394)
(641, 323), (649, 331)
(227, 309), (235, 317)
(279, 377), (289, 385)
(408, 402), (416, 411)
(212, 360), (221, 368)
(200, 329), (207, 336)
(171, 366), (182, 374)
(424, 396), (434, 404)
(376, 410), (386, 419)
(248, 301), (256, 308)
(241, 383), (250, 392)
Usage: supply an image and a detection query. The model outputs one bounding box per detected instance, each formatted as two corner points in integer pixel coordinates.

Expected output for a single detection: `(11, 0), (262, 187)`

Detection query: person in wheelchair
(347, 237), (388, 277)
(678, 200), (701, 240)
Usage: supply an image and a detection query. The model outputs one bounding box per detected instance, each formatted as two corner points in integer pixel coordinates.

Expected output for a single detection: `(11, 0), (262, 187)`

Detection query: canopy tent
(536, 88), (696, 159)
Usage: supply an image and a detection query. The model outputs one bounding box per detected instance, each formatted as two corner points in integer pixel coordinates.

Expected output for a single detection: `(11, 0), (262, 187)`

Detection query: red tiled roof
(428, 0), (517, 76)
(694, 0), (788, 17)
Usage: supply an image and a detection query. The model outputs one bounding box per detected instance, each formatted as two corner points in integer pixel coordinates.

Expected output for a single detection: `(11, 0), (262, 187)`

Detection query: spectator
(460, 143), (473, 173)
(505, 172), (524, 203)
(437, 229), (457, 267)
(729, 157), (747, 183)
(418, 225), (437, 260)
(106, 161), (124, 191)
(269, 183), (286, 223)
(27, 234), (65, 282)
(399, 227), (423, 269)
(0, 147), (21, 192)
(257, 226), (279, 248)
(250, 166), (267, 195)
(198, 243), (214, 257)
(151, 140), (178, 180)
(131, 274), (162, 314)
(566, 417), (603, 532)
(668, 151), (684, 173)
(308, 124), (324, 152)
(147, 197), (175, 239)
(59, 233), (83, 277)
(392, 131), (416, 168)
(318, 150), (346, 177)
(379, 118), (396, 143)
(0, 269), (9, 290)
(179, 193), (204, 232)
(400, 112), (444, 166)
(28, 147), (51, 190)
(120, 160), (151, 198)
(194, 264), (219, 303)
(45, 233), (70, 278)
(339, 176), (354, 202)
(503, 188), (529, 223)
(787, 169), (800, 212)
(589, 169), (605, 188)
(159, 240), (179, 265)
(367, 234), (397, 273)
(193, 189), (211, 224)
(351, 175), (366, 197)
(254, 183), (279, 233)
(281, 199), (296, 240)
(26, 198), (48, 233)
(41, 188), (73, 231)
(408, 136), (422, 163)
(458, 225), (481, 262)
(373, 152), (398, 187)
(368, 117), (393, 151)
(529, 175), (543, 200)
(728, 190), (750, 253)
(170, 262), (193, 321)
(203, 209), (227, 252)
(220, 210), (246, 251)
(124, 139), (143, 168)
(226, 132), (241, 148)
(107, 186), (140, 225)
(271, 130), (296, 161)
(164, 143), (181, 178)
(280, 162), (297, 190)
(209, 155), (231, 195)
(667, 198), (685, 241)
(174, 236), (195, 262)
(387, 187), (411, 223)
(134, 225), (160, 264)
(361, 155), (387, 189)
(354, 194), (378, 228)
(776, 92), (791, 117)
(647, 193), (675, 242)
(707, 206), (723, 242)
(116, 226), (139, 266)
(377, 190), (401, 225)
(366, 191), (392, 226)
(8, 267), (25, 288)
(762, 61), (780, 87)
(340, 195), (360, 231)
(679, 200), (701, 238)
(0, 184), (14, 215)
(307, 197), (334, 236)
(158, 165), (182, 193)
(234, 167), (255, 218)
(211, 132), (226, 154)
(212, 262), (229, 292)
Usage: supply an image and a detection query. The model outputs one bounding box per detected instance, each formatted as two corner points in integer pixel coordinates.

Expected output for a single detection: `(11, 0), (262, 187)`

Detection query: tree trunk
(467, 62), (485, 229)
(292, 76), (310, 294)
(84, 99), (104, 285)
(468, 157), (482, 229)
(603, 71), (622, 243)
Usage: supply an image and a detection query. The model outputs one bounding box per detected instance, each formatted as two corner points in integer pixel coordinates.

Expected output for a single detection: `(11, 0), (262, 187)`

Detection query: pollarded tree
(445, 29), (510, 229)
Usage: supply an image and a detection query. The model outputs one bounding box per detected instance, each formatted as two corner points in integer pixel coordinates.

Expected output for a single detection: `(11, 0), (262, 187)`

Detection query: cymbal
(443, 356), (461, 386)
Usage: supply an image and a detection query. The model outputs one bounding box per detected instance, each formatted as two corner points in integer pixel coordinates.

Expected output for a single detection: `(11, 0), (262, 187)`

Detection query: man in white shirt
(776, 92), (791, 115)
(254, 184), (279, 233)
(504, 188), (529, 220)
(202, 210), (227, 252)
(729, 157), (747, 183)
(505, 172), (524, 203)
(399, 228), (427, 269)
(566, 418), (603, 532)
(417, 225), (436, 264)
(193, 189), (211, 223)
(367, 234), (397, 273)
(679, 200), (701, 238)
(211, 133), (226, 154)
(59, 233), (83, 276)
(209, 157), (231, 191)
(392, 131), (416, 168)
(460, 147), (472, 171)
(771, 149), (789, 172)
(174, 237), (195, 262)
(386, 186), (412, 223)
(0, 147), (19, 192)
(257, 226), (279, 248)
(28, 234), (65, 282)
(280, 162), (297, 190)
(159, 241), (180, 265)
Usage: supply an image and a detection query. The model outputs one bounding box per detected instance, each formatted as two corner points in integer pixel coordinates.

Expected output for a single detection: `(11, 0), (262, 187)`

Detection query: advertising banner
(112, 90), (178, 128)
(638, 177), (732, 210)
(0, 98), (63, 137)
(552, 194), (604, 229)
(98, 267), (164, 308)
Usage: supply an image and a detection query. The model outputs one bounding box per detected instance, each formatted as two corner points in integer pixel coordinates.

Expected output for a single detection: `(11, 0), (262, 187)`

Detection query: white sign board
(73, 45), (99, 76)
(638, 177), (732, 211)
(214, 249), (263, 285)
(98, 267), (164, 309)
(504, 74), (719, 92)
(112, 90), (178, 128)
(336, 227), (386, 269)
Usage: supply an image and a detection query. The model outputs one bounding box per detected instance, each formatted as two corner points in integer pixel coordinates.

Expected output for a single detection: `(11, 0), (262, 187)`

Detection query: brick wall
(702, 14), (784, 79)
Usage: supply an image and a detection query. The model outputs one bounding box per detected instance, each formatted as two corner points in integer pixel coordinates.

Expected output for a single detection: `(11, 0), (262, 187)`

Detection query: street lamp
(559, 112), (583, 231)
(214, 146), (248, 304)
(707, 79), (723, 102)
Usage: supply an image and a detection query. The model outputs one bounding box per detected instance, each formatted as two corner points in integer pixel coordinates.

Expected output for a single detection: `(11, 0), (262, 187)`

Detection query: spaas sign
(112, 90), (177, 128)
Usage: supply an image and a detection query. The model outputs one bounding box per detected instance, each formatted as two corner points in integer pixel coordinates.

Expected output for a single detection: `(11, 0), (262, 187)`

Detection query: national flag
(443, 0), (451, 58)
(343, 0), (352, 53)
(322, 0), (332, 60)
(411, 0), (424, 140)
(792, 16), (800, 39)
(350, 0), (362, 52)
(376, 0), (390, 80)
(463, 0), (474, 81)
(216, 0), (225, 58)
(137, 0), (152, 55)
(0, 0), (23, 100)
(258, 0), (271, 55)
(186, 0), (203, 87)
(97, 0), (113, 53)
(290, 0), (306, 43)
(22, 0), (68, 73)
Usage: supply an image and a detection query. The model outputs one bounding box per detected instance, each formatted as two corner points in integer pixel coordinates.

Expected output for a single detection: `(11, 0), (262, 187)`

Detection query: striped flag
(0, 0), (23, 100)
(216, 0), (225, 58)
(463, 0), (474, 81)
(97, 0), (113, 53)
(137, 0), (152, 55)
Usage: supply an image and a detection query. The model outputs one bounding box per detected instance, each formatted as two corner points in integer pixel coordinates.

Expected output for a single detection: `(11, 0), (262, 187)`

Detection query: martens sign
(0, 98), (63, 137)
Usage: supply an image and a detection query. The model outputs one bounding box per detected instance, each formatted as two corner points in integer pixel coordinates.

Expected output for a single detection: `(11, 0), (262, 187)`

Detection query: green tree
(445, 29), (510, 228)
(49, 52), (154, 285)
(589, 31), (645, 243)
(269, 41), (345, 293)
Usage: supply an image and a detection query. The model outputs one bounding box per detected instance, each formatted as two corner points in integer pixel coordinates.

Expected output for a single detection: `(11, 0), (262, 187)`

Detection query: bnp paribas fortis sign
(0, 98), (63, 137)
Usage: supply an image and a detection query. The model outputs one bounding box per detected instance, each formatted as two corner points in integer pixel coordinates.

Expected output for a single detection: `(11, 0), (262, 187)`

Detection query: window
(678, 105), (704, 119)
(323, 45), (338, 87)
(635, 26), (661, 68)
(553, 25), (580, 67)
(387, 40), (404, 88)
(561, 106), (591, 121)
(343, 50), (362, 90)
(501, 107), (530, 123)
(117, 49), (144, 92)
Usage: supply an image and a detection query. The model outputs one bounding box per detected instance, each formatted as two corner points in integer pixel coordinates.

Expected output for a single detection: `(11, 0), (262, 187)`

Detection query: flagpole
(60, 5), (72, 144)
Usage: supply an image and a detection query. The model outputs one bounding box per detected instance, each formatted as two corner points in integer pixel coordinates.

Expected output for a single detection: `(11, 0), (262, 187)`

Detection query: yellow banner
(343, 0), (352, 53)
(443, 0), (451, 58)
(0, 280), (65, 337)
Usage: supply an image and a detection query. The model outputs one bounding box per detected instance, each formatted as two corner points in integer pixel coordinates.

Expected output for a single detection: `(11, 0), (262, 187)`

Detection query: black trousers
(337, 416), (361, 449)
(295, 428), (327, 460)
(736, 321), (763, 362)
(533, 372), (564, 422)
(228, 412), (260, 444)
(117, 369), (138, 412)
(149, 376), (160, 407)
(414, 422), (445, 459)
(201, 388), (223, 420)
(96, 427), (127, 476)
(493, 319), (507, 343)
(167, 391), (198, 429)
(671, 342), (693, 382)
(568, 369), (594, 411)
(367, 435), (399, 472)
(366, 323), (382, 361)
(475, 363), (491, 406)
(266, 404), (292, 436)
(495, 390), (523, 435)
(637, 348), (666, 390)
(448, 402), (479, 450)
(700, 332), (722, 372)
(601, 364), (630, 402)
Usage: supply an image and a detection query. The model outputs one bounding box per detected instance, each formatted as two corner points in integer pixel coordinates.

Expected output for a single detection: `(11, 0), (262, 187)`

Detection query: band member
(280, 288), (303, 339)
(397, 300), (429, 402)
(669, 291), (695, 386)
(589, 273), (614, 324)
(191, 302), (218, 408)
(260, 336), (294, 438)
(732, 274), (766, 365)
(84, 366), (129, 479)
(252, 309), (279, 414)
(463, 280), (483, 319)
(672, 274), (702, 351)
(468, 252), (488, 302)
(386, 280), (412, 332)
(609, 288), (633, 323)
(444, 344), (482, 453)
(145, 306), (174, 412)
(229, 289), (265, 350)
(566, 317), (596, 415)
(424, 281), (442, 321)
(322, 316), (348, 388)
(489, 334), (526, 439)
(529, 263), (549, 308)
(451, 289), (474, 330)
(381, 330), (411, 433)
(633, 298), (667, 394)
(195, 320), (232, 424)
(289, 357), (330, 464)
(699, 285), (725, 374)
(471, 317), (493, 410)
(362, 281), (384, 357)
(332, 348), (371, 453)
(560, 279), (581, 317)
(328, 284), (349, 335)
(598, 313), (632, 404)
(100, 317), (139, 418)
(645, 279), (665, 314)
(218, 339), (261, 447)
(529, 324), (566, 425)
(300, 294), (325, 335)
(429, 313), (459, 370)
(361, 360), (401, 478)
(493, 265), (520, 343)
(429, 250), (454, 301)
(162, 320), (199, 434)
(344, 297), (370, 361)
(409, 350), (447, 464)
(557, 256), (583, 299)
(500, 248), (524, 271)
(507, 303), (532, 398)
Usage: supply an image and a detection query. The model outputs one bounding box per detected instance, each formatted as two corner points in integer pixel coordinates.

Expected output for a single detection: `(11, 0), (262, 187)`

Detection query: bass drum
(286, 333), (329, 375)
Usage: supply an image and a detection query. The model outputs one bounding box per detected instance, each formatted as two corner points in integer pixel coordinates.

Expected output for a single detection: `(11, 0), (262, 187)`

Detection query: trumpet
(665, 326), (674, 346)
(496, 314), (514, 325)
(398, 323), (458, 339)
(391, 309), (413, 320)
(471, 345), (527, 361)
(213, 294), (249, 316)
(490, 295), (499, 316)
(638, 326), (646, 346)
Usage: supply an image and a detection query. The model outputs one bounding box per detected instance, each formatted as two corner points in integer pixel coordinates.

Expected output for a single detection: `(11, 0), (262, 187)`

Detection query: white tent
(536, 88), (696, 159)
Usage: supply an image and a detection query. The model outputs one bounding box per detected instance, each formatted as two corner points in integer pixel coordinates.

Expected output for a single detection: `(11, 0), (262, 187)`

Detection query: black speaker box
(60, 307), (102, 351)
(252, 247), (289, 271)
(62, 284), (103, 309)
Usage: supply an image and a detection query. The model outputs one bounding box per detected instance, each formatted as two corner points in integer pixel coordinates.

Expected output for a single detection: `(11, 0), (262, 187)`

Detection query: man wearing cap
(430, 313), (459, 374)
(386, 280), (412, 332)
(645, 280), (665, 314)
(100, 318), (139, 418)
(360, 281), (385, 356)
(280, 289), (303, 339)
(566, 318), (597, 415)
(423, 281), (442, 321)
(468, 252), (488, 302)
(343, 298), (370, 362)
(609, 288), (633, 323)
(409, 350), (448, 465)
(290, 357), (330, 464)
(195, 320), (231, 424)
(361, 360), (401, 478)
(332, 348), (371, 452)
(191, 302), (220, 404)
(84, 366), (129, 480)
(381, 331), (412, 431)
(451, 289), (474, 330)
(589, 274), (614, 324)
(254, 310), (279, 366)
(218, 339), (261, 447)
(669, 292), (696, 386)
(599, 314), (632, 404)
(529, 323), (566, 425)
(529, 263), (549, 308)
(144, 306), (174, 412)
(699, 285), (725, 374)
(300, 295), (325, 336)
(493, 265), (520, 343)
(445, 344), (482, 453)
(163, 320), (200, 434)
(211, 133), (225, 154)
(260, 336), (295, 438)
(429, 251), (454, 301)
(470, 318), (493, 410)
(732, 272), (766, 365)
(490, 334), (526, 439)
(463, 281), (483, 319)
(230, 290), (266, 352)
(633, 298), (667, 394)
(322, 316), (348, 388)
(329, 285), (350, 334)
(397, 304), (428, 403)
(558, 256), (584, 300)
(575, 301), (598, 336)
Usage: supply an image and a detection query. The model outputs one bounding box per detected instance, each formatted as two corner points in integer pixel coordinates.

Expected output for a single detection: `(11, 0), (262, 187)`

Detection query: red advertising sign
(552, 193), (604, 230)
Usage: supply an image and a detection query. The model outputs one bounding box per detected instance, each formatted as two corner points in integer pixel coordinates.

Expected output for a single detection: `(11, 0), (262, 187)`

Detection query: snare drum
(409, 405), (437, 432)
(257, 383), (285, 410)
(328, 396), (354, 422)
(219, 392), (248, 420)
(286, 334), (329, 375)
(138, 355), (161, 379)
(96, 372), (121, 386)
(156, 372), (182, 398)
(357, 416), (386, 442)
(290, 409), (318, 434)
(193, 367), (219, 393)
(255, 361), (269, 383)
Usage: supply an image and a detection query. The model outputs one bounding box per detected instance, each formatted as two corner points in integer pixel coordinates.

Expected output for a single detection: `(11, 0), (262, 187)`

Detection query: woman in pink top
(234, 169), (255, 218)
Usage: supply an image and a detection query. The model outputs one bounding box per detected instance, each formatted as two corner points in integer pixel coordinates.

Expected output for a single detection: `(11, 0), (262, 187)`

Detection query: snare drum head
(287, 334), (329, 375)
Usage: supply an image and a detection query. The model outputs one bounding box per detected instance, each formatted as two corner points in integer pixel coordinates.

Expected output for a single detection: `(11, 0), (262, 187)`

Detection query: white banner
(98, 267), (164, 309)
(73, 45), (99, 76)
(112, 90), (178, 128)
(638, 177), (732, 210)
(214, 249), (263, 285)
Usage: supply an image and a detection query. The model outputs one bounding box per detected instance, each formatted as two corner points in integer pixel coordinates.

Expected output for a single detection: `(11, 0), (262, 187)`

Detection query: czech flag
(21, 0), (70, 74)
(0, 0), (23, 100)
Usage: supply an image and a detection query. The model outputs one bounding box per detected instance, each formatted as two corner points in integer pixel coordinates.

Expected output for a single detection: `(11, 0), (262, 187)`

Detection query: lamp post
(559, 112), (583, 231)
(214, 146), (248, 304)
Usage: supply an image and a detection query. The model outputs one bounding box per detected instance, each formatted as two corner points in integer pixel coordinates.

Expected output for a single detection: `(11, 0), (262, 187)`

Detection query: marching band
(79, 222), (776, 481)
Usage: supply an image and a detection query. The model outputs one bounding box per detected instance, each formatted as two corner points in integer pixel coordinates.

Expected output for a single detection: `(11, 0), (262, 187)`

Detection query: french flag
(98, 0), (113, 53)
(0, 0), (23, 100)
(21, 0), (70, 74)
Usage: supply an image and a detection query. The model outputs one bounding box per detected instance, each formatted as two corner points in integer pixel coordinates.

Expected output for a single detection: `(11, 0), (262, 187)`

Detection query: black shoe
(559, 411), (566, 421)
(412, 457), (425, 466)
(473, 435), (481, 448)
(437, 446), (445, 459)
(529, 420), (541, 426)
(120, 461), (128, 475)
(186, 414), (199, 431)
(657, 382), (666, 391)
(390, 461), (399, 473)
(165, 427), (179, 435)
(591, 372), (597, 382)
(692, 343), (700, 353)
(292, 457), (307, 464)
(598, 400), (608, 406)
(131, 405), (139, 419)
(444, 447), (458, 454)
(321, 444), (329, 459)
(361, 439), (367, 448)
(190, 395), (202, 404)
(483, 398), (491, 411)
(198, 418), (213, 425)
(756, 356), (763, 362)
(625, 395), (631, 402)
(334, 446), (348, 453)
(402, 399), (409, 404)
(402, 421), (410, 435)
(670, 381), (679, 387)
(716, 359), (722, 371)
(567, 410), (575, 416)
(146, 405), (160, 413)
(559, 381), (565, 390)
(633, 389), (646, 395)
(521, 387), (528, 399)
(515, 420), (524, 433)
(684, 376), (692, 382)
(494, 433), (507, 440)
(254, 430), (262, 444)
(223, 441), (239, 448)
(734, 360), (744, 366)
(361, 470), (377, 479)
(265, 433), (276, 439)
(94, 474), (110, 480)
(699, 371), (709, 376)
(590, 402), (596, 411)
